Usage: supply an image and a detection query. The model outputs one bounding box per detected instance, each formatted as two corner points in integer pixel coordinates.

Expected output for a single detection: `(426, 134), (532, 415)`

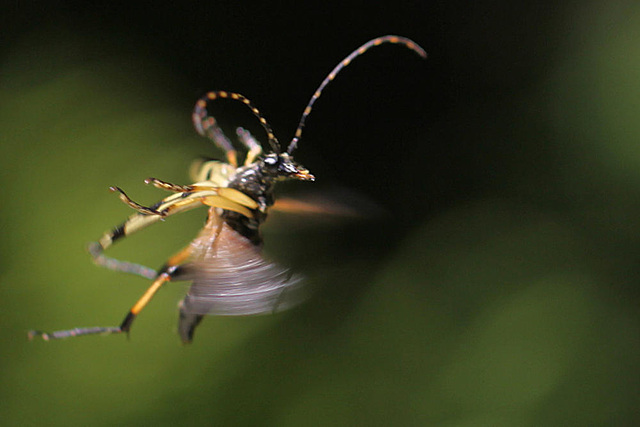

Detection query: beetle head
(261, 153), (314, 181)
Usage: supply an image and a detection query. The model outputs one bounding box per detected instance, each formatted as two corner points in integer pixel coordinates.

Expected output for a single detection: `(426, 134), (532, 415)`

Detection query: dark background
(1, 1), (639, 426)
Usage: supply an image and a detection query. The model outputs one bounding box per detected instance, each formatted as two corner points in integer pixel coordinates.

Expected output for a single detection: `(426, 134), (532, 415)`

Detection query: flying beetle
(28, 35), (426, 343)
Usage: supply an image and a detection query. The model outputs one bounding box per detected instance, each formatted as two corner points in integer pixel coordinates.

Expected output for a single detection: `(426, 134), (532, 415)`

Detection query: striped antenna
(287, 35), (426, 154)
(193, 91), (281, 153)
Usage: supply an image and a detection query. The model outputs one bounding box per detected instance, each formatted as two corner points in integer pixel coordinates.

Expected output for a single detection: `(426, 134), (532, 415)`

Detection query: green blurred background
(1, 1), (639, 426)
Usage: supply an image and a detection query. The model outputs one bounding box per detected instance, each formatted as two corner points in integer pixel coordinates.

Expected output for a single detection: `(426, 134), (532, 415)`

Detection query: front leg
(109, 186), (168, 217)
(89, 190), (206, 277)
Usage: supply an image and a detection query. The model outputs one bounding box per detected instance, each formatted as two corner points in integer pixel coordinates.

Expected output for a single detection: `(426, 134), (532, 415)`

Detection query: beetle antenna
(193, 91), (281, 153)
(287, 35), (426, 154)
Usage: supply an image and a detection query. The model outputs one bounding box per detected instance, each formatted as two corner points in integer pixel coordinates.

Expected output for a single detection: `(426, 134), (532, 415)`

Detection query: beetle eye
(264, 156), (278, 166)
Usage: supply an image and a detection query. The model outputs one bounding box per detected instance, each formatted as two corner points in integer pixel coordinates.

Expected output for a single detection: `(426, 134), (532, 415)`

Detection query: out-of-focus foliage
(0, 2), (638, 426)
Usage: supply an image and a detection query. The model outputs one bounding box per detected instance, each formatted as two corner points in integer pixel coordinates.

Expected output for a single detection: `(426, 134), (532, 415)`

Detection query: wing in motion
(175, 219), (306, 342)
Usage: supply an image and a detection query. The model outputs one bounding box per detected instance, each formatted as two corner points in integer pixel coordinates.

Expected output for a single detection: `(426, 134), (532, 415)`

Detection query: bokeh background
(1, 1), (639, 426)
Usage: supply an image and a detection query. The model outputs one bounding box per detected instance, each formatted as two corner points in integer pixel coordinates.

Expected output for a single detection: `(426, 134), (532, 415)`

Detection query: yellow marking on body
(197, 99), (207, 107)
(314, 90), (321, 98)
(328, 72), (336, 80)
(304, 106), (312, 115)
(342, 58), (351, 66)
(231, 93), (240, 100)
(207, 92), (217, 100)
(358, 47), (367, 54)
(389, 36), (400, 44)
(218, 187), (259, 209)
(201, 195), (253, 218)
(219, 91), (228, 97)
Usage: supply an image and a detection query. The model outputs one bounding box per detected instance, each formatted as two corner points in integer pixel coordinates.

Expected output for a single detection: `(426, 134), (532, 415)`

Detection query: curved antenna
(287, 35), (426, 154)
(193, 91), (281, 153)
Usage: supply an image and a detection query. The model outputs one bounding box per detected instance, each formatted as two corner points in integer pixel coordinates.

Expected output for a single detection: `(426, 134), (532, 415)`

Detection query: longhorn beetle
(29, 35), (426, 343)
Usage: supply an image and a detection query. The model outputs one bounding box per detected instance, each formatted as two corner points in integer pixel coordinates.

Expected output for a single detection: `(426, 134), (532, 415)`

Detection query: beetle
(28, 35), (426, 343)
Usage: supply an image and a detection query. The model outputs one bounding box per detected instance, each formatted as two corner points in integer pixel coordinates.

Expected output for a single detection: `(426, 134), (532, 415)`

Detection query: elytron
(29, 35), (426, 343)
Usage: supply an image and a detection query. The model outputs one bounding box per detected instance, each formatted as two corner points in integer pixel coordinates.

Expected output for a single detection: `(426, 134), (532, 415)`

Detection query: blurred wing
(177, 222), (307, 316)
(271, 187), (386, 220)
(272, 197), (360, 217)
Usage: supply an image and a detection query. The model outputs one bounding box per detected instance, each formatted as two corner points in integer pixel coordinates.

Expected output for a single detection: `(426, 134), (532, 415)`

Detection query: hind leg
(28, 267), (178, 341)
(177, 296), (205, 344)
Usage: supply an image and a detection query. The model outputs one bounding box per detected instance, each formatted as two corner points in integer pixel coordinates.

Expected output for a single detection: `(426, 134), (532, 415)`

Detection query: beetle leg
(90, 187), (256, 278)
(109, 186), (168, 216)
(236, 127), (263, 165)
(29, 228), (204, 342)
(116, 267), (177, 334)
(92, 194), (204, 253)
(177, 303), (205, 344)
(29, 187), (258, 341)
(28, 267), (178, 341)
(143, 178), (259, 212)
(93, 188), (254, 262)
(144, 177), (193, 193)
(176, 212), (224, 343)
(89, 193), (207, 276)
(88, 242), (157, 279)
(192, 102), (238, 167)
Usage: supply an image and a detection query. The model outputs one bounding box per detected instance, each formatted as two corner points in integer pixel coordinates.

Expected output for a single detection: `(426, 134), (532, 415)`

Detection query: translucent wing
(268, 187), (386, 226)
(176, 221), (307, 316)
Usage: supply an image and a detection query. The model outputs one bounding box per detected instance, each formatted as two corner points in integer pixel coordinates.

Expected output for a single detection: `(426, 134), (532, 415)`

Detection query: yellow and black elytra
(28, 35), (426, 343)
